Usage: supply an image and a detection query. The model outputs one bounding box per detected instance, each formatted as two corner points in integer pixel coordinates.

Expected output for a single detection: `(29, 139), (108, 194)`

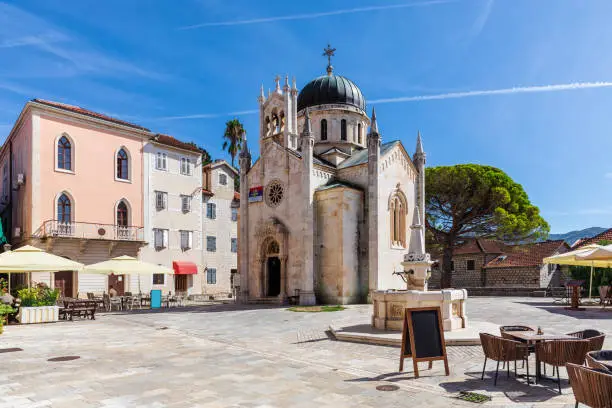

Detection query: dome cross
(323, 43), (336, 76)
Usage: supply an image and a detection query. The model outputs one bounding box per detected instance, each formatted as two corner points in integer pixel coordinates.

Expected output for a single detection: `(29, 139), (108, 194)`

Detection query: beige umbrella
(0, 245), (84, 292)
(83, 256), (173, 293)
(544, 244), (612, 300)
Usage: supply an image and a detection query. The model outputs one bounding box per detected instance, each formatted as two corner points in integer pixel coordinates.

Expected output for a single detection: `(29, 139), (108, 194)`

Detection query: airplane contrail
(155, 110), (258, 120)
(179, 0), (455, 29)
(369, 82), (612, 104)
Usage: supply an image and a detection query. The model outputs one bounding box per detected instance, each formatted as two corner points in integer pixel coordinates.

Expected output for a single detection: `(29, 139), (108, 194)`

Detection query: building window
(219, 173), (227, 185)
(207, 203), (216, 219)
(180, 157), (191, 175)
(320, 119), (327, 140)
(231, 207), (238, 222)
(207, 268), (217, 284)
(358, 123), (363, 144)
(116, 148), (129, 180)
(117, 201), (128, 226)
(180, 230), (192, 251)
(156, 152), (167, 170)
(231, 238), (237, 253)
(155, 191), (167, 210)
(389, 191), (407, 247)
(207, 236), (216, 252)
(153, 273), (165, 285)
(181, 195), (191, 213)
(57, 193), (72, 223)
(467, 260), (475, 271)
(341, 119), (347, 141)
(154, 228), (168, 249)
(57, 135), (72, 170)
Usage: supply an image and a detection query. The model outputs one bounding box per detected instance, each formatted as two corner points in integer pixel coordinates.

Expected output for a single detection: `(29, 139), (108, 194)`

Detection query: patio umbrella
(0, 245), (84, 292)
(543, 244), (612, 300)
(83, 256), (173, 293)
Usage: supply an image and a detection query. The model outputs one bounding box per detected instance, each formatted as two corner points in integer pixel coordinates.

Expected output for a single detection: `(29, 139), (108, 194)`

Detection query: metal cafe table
(504, 331), (577, 381)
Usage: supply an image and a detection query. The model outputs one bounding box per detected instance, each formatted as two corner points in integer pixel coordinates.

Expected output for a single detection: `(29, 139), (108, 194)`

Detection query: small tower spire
(416, 131), (424, 154)
(292, 76), (297, 90)
(258, 84), (265, 103)
(370, 107), (379, 134)
(284, 75), (290, 89)
(274, 75), (281, 93)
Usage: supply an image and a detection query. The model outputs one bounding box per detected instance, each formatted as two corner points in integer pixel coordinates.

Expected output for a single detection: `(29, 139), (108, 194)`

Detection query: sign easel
(399, 306), (450, 378)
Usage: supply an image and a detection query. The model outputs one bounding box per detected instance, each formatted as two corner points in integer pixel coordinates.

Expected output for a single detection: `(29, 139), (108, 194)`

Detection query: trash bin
(150, 289), (162, 309)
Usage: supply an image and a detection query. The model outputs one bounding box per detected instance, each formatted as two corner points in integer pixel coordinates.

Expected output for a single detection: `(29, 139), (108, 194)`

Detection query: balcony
(36, 220), (144, 242)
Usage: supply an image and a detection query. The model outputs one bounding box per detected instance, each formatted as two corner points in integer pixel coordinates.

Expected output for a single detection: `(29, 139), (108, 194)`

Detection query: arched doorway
(263, 238), (281, 297)
(267, 257), (281, 296)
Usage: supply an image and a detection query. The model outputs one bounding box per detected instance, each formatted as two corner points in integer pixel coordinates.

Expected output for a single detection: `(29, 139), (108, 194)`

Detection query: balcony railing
(36, 220), (144, 242)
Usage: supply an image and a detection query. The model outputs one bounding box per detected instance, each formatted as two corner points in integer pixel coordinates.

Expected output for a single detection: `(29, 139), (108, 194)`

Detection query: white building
(139, 134), (203, 295)
(201, 160), (239, 298)
(238, 59), (425, 305)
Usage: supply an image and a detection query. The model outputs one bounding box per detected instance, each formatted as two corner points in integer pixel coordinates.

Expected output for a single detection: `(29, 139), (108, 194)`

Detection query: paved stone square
(1, 297), (611, 407)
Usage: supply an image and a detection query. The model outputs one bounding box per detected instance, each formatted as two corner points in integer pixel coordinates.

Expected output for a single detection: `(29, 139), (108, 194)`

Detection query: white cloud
(468, 0), (494, 39)
(179, 0), (455, 29)
(369, 82), (612, 104)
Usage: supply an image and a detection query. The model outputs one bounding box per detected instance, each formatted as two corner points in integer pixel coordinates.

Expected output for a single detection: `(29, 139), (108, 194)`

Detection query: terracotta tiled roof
(32, 99), (150, 131)
(453, 239), (506, 255)
(153, 134), (202, 153)
(573, 228), (612, 248)
(484, 240), (569, 268)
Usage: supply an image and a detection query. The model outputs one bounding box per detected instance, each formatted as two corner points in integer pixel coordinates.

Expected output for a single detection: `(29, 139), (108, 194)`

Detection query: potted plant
(0, 304), (14, 334)
(16, 284), (60, 324)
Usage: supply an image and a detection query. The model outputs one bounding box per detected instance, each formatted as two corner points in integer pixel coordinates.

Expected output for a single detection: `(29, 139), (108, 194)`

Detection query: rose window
(266, 180), (284, 207)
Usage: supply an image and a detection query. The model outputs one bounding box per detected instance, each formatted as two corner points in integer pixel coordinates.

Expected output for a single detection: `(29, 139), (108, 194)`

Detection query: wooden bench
(60, 300), (97, 321)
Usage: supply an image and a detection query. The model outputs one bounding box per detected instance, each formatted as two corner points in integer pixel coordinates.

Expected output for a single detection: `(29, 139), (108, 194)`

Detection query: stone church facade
(238, 62), (426, 305)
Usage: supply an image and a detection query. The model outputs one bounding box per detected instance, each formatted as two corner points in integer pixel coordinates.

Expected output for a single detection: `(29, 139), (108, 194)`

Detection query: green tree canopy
(186, 142), (212, 165)
(223, 119), (245, 167)
(426, 164), (549, 288)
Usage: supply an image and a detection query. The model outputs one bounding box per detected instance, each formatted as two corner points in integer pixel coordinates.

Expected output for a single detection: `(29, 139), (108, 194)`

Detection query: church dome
(297, 74), (366, 113)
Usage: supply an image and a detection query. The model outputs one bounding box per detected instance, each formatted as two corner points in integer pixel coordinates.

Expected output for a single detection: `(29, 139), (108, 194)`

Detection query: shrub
(17, 286), (60, 307)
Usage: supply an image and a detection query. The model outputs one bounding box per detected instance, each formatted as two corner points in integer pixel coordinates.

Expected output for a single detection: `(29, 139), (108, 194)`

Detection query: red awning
(172, 261), (198, 275)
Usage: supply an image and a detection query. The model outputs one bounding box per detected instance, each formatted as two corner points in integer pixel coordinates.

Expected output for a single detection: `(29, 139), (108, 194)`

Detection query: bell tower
(258, 75), (298, 152)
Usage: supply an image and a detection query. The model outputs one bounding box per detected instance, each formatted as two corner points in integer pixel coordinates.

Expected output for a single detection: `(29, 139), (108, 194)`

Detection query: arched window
(57, 193), (71, 223)
(272, 113), (280, 134)
(321, 119), (328, 141)
(358, 123), (363, 144)
(57, 136), (72, 170)
(341, 119), (347, 141)
(280, 112), (286, 133)
(116, 148), (129, 180)
(389, 192), (407, 247)
(116, 201), (128, 227)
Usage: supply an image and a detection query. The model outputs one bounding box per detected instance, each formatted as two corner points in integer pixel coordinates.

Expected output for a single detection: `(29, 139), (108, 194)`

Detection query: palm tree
(222, 119), (245, 167)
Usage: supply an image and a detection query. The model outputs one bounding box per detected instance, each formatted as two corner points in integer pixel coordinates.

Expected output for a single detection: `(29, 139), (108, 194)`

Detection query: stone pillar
(367, 108), (381, 299)
(238, 132), (252, 303)
(299, 109), (316, 305)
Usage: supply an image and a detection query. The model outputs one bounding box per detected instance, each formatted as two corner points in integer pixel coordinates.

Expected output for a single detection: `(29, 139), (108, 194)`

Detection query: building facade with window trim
(140, 135), (203, 295)
(201, 160), (239, 297)
(0, 99), (148, 297)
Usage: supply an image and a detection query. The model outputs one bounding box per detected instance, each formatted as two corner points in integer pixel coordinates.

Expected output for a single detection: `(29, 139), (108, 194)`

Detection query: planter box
(17, 306), (59, 324)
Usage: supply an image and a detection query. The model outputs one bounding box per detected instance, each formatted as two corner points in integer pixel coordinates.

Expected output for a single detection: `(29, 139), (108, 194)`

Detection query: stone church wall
(376, 145), (418, 290)
(314, 186), (364, 304)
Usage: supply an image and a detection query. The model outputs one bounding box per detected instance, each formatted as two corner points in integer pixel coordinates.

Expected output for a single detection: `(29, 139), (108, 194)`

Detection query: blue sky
(1, 0), (612, 233)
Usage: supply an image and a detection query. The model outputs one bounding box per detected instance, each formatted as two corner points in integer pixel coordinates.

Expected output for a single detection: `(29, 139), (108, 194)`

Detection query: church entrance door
(267, 256), (281, 297)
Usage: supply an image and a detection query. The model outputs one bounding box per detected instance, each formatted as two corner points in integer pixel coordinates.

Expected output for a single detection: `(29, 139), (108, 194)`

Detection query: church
(238, 49), (426, 305)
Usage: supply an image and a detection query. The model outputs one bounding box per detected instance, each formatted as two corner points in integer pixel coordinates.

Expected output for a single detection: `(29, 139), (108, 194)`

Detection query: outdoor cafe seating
(480, 325), (607, 395)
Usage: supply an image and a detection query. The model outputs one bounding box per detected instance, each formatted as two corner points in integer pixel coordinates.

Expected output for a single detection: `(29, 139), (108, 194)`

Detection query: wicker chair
(479, 333), (530, 385)
(566, 329), (605, 352)
(567, 362), (612, 408)
(500, 325), (534, 340)
(586, 350), (612, 372)
(535, 339), (590, 394)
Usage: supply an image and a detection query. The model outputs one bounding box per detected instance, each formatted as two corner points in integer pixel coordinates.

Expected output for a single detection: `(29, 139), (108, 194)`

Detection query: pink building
(0, 99), (149, 297)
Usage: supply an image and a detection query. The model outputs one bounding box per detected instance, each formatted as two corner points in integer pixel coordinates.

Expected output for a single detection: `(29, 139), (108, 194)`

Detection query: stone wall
(483, 266), (542, 288)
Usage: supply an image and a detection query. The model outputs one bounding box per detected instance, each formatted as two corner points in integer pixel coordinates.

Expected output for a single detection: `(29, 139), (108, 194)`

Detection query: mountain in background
(549, 227), (608, 245)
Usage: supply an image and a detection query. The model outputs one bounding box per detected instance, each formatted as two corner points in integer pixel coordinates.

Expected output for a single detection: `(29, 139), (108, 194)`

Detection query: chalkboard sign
(399, 307), (449, 378)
